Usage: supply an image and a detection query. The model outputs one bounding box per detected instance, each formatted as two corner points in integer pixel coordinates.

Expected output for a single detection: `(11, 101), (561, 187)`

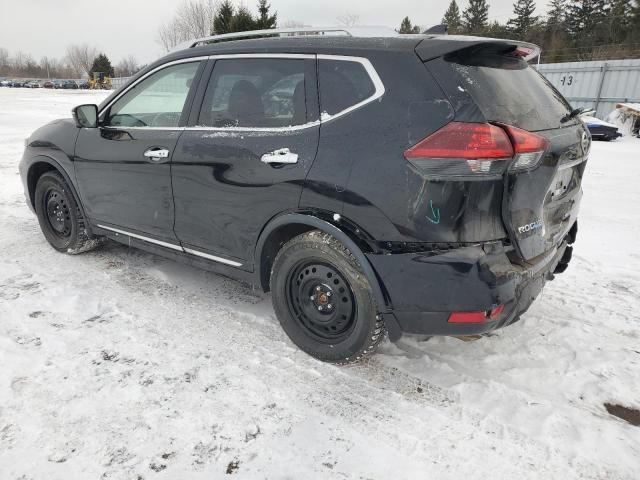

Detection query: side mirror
(72, 104), (98, 128)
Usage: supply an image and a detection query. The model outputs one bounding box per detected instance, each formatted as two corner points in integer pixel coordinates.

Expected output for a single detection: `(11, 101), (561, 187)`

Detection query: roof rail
(188, 26), (398, 48)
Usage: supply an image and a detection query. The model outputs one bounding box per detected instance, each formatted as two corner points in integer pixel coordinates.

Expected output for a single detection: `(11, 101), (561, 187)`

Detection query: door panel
(74, 60), (203, 243)
(172, 57), (319, 266)
(75, 128), (182, 240)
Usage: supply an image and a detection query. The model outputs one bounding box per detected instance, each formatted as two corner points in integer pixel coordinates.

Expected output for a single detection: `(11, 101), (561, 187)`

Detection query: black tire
(34, 171), (102, 254)
(270, 230), (386, 364)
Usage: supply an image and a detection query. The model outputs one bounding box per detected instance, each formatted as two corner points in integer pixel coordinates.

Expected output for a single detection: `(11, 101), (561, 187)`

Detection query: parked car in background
(52, 80), (64, 89)
(62, 80), (79, 89)
(19, 29), (588, 363)
(0, 79), (12, 87)
(582, 115), (623, 141)
(25, 80), (42, 88)
(11, 80), (24, 87)
(78, 81), (90, 89)
(43, 80), (54, 89)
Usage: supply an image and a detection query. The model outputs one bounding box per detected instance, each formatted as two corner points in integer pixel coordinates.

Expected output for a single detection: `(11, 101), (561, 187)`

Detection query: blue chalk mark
(427, 200), (440, 224)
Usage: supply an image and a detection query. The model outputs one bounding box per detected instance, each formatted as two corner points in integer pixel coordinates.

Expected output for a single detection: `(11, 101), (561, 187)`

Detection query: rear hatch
(418, 39), (589, 263)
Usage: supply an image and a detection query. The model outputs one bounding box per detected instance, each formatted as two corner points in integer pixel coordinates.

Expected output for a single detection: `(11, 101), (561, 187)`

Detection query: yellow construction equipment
(88, 72), (112, 90)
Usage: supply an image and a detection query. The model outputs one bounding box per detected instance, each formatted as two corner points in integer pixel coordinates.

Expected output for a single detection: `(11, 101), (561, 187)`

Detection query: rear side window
(318, 59), (376, 116)
(198, 58), (307, 128)
(444, 53), (572, 131)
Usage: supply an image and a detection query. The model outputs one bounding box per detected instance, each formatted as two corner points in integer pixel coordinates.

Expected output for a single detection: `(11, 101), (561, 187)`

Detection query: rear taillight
(404, 122), (548, 179)
(404, 122), (513, 179)
(500, 124), (549, 172)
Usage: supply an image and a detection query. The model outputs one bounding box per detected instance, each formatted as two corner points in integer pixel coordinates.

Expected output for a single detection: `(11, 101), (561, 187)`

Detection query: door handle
(260, 148), (298, 165)
(144, 147), (170, 162)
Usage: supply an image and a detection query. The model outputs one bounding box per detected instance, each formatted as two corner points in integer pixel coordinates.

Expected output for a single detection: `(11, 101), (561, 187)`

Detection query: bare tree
(12, 51), (29, 71)
(336, 13), (360, 27)
(115, 55), (139, 77)
(40, 56), (53, 78)
(158, 22), (184, 53)
(158, 0), (219, 52)
(0, 47), (9, 69)
(279, 19), (308, 29)
(65, 43), (98, 76)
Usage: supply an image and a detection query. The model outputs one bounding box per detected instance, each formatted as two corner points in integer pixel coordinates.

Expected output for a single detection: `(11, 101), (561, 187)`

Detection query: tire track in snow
(59, 239), (632, 478)
(0, 206), (635, 479)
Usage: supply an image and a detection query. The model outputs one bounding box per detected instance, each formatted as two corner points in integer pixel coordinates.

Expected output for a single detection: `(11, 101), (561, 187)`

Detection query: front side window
(105, 62), (200, 128)
(318, 59), (376, 116)
(198, 59), (307, 128)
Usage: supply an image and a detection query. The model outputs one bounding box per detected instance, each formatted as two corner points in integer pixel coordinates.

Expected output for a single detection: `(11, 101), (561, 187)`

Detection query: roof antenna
(423, 24), (448, 35)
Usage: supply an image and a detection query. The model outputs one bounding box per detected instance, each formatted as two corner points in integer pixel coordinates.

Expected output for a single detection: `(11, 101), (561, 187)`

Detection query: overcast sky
(0, 0), (550, 64)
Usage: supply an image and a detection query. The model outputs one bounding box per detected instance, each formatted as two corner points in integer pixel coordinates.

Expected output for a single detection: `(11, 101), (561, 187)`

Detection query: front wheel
(270, 230), (386, 364)
(34, 171), (102, 254)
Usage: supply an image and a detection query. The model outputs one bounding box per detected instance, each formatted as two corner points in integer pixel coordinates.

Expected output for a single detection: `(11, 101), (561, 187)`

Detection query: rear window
(318, 59), (376, 116)
(446, 54), (573, 131)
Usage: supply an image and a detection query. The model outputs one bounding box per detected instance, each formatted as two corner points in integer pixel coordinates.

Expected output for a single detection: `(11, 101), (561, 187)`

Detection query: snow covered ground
(0, 88), (639, 479)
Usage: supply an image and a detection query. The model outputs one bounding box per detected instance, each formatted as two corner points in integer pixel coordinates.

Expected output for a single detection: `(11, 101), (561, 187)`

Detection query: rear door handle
(144, 147), (170, 162)
(261, 148), (298, 165)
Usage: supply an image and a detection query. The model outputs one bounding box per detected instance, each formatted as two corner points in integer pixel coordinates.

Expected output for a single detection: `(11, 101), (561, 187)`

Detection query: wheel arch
(26, 156), (93, 236)
(255, 212), (391, 312)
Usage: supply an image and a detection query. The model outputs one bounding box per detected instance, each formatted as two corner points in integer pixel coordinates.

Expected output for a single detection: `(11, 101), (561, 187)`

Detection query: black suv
(19, 29), (588, 363)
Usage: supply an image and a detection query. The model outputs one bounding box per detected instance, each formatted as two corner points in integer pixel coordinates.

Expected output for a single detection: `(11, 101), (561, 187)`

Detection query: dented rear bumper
(367, 237), (573, 338)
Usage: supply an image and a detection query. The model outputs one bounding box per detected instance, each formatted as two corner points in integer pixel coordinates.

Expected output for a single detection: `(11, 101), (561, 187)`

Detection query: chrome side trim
(209, 53), (315, 60)
(97, 224), (183, 251)
(183, 247), (243, 267)
(97, 224), (244, 267)
(183, 121), (320, 133)
(102, 126), (186, 132)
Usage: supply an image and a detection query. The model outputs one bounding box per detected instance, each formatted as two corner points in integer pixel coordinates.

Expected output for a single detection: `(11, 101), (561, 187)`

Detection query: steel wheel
(34, 171), (103, 254)
(43, 187), (72, 239)
(271, 230), (386, 363)
(287, 261), (357, 342)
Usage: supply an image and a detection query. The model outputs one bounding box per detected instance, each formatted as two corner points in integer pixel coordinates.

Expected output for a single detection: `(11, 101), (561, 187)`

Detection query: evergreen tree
(546, 0), (567, 28)
(631, 0), (640, 43)
(566, 0), (610, 42)
(484, 20), (513, 38)
(398, 16), (421, 33)
(507, 0), (539, 38)
(213, 0), (235, 34)
(605, 0), (633, 43)
(543, 0), (570, 62)
(254, 0), (277, 29)
(231, 5), (257, 31)
(463, 0), (490, 34)
(89, 53), (114, 77)
(442, 0), (463, 33)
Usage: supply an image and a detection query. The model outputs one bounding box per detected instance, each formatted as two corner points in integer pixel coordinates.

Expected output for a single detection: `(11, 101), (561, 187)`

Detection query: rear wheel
(270, 230), (386, 364)
(34, 171), (102, 254)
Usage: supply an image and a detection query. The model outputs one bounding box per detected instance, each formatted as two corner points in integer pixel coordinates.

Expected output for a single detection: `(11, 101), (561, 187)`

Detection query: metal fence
(536, 59), (640, 118)
(111, 77), (132, 90)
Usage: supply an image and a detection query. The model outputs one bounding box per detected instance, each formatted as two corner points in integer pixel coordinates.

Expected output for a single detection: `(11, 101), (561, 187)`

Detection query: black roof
(161, 36), (425, 64)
